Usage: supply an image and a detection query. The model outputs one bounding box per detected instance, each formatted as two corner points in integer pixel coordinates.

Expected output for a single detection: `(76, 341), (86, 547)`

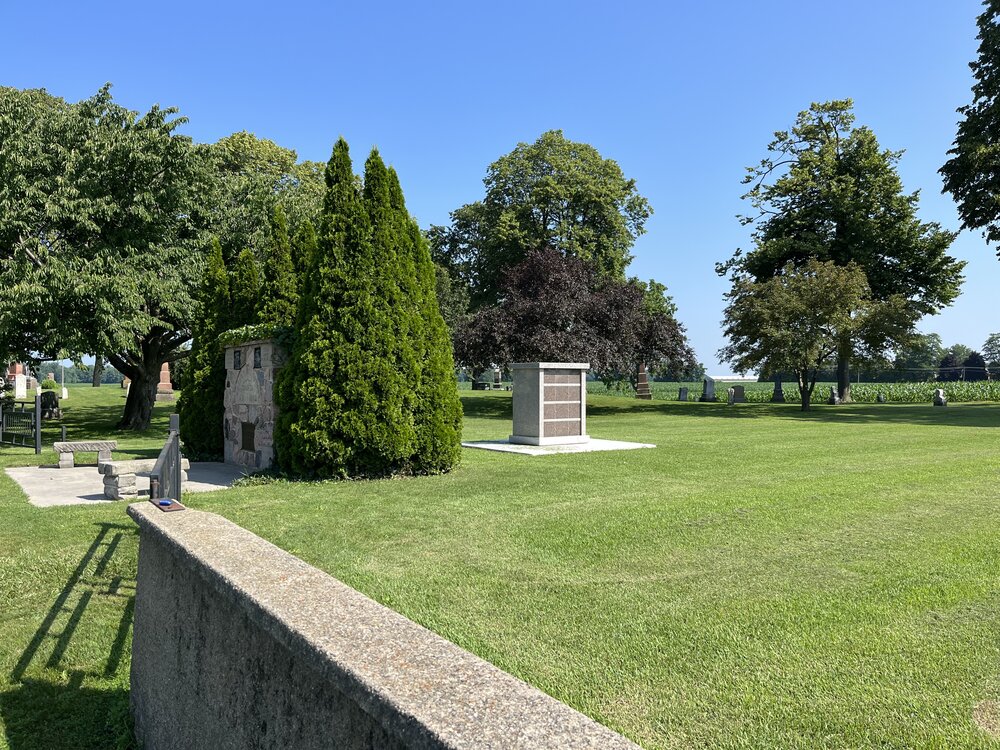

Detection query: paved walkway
(5, 462), (247, 508)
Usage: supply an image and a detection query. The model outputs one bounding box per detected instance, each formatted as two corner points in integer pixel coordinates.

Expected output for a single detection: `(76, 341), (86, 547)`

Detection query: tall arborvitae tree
(389, 168), (463, 472)
(291, 219), (318, 283)
(179, 238), (231, 457)
(275, 139), (417, 478)
(259, 205), (298, 327)
(229, 248), (261, 325)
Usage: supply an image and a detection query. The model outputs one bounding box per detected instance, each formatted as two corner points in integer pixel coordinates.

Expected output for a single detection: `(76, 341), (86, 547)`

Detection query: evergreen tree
(229, 248), (261, 325)
(178, 238), (231, 457)
(275, 139), (417, 477)
(963, 351), (989, 381)
(259, 205), (298, 327)
(291, 219), (318, 283)
(389, 167), (463, 472)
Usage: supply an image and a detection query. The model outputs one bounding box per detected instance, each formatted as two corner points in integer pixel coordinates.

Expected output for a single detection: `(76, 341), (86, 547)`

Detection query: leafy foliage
(275, 140), (461, 478)
(429, 130), (652, 306)
(454, 247), (695, 382)
(0, 84), (213, 429)
(723, 100), (963, 401)
(962, 350), (989, 381)
(720, 259), (915, 410)
(258, 205), (299, 327)
(941, 0), (1000, 254)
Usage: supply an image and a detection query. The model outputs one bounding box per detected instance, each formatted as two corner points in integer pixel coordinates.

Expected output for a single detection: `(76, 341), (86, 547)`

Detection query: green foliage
(229, 249), (261, 326)
(725, 100), (964, 399)
(0, 84), (213, 429)
(941, 0), (1000, 255)
(983, 332), (1000, 369)
(291, 219), (318, 287)
(276, 140), (461, 478)
(430, 130), (652, 307)
(720, 259), (915, 410)
(258, 205), (299, 327)
(178, 238), (230, 458)
(39, 379), (58, 390)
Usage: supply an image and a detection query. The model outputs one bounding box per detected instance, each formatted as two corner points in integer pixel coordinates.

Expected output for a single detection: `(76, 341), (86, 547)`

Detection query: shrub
(40, 379), (58, 390)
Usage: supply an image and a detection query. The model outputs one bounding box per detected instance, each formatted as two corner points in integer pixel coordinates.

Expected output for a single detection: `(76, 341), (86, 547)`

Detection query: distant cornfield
(586, 380), (1000, 403)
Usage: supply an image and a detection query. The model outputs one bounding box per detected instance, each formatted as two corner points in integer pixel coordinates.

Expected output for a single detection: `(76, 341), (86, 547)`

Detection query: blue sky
(2, 1), (994, 369)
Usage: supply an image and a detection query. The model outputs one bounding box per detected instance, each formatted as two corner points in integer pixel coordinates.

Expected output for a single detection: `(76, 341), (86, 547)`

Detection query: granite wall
(223, 338), (285, 471)
(127, 503), (641, 750)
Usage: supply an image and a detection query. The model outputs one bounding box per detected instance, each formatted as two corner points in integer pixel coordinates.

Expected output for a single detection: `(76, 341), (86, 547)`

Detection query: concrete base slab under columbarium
(463, 438), (655, 456)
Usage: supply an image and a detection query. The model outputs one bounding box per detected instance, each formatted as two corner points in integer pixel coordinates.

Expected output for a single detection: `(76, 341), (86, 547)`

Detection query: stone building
(223, 338), (286, 471)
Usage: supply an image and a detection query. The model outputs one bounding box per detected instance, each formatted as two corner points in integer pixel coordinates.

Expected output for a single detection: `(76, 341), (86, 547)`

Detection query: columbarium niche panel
(509, 362), (590, 446)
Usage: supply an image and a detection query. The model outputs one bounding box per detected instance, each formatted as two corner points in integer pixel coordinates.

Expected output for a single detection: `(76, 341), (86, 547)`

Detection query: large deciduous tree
(720, 259), (914, 410)
(941, 0), (1000, 254)
(429, 130), (652, 307)
(0, 85), (213, 429)
(722, 100), (963, 402)
(454, 247), (695, 380)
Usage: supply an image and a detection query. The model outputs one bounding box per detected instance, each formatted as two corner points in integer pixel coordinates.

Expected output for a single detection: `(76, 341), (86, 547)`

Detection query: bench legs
(97, 449), (112, 471)
(58, 452), (74, 469)
(104, 472), (138, 501)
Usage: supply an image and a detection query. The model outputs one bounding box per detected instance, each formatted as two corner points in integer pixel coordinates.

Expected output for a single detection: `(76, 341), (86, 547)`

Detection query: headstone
(678, 387), (689, 402)
(771, 375), (785, 403)
(156, 362), (174, 402)
(61, 387), (69, 400)
(877, 393), (886, 404)
(635, 363), (652, 400)
(493, 368), (502, 388)
(13, 374), (26, 399)
(510, 362), (589, 446)
(699, 377), (716, 402)
(727, 387), (736, 405)
(827, 386), (840, 405)
(46, 372), (54, 383)
(732, 385), (746, 403)
(933, 388), (947, 407)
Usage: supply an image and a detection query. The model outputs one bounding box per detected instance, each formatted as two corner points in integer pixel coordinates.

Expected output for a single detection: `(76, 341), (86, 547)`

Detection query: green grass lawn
(3, 387), (1000, 748)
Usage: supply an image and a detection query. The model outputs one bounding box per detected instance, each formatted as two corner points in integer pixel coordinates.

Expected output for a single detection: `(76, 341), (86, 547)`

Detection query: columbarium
(509, 362), (590, 445)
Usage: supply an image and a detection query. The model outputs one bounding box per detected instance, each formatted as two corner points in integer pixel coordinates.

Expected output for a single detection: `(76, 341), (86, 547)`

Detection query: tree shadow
(2, 522), (137, 749)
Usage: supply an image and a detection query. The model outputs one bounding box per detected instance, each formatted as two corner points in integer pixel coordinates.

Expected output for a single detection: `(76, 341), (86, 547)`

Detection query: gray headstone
(699, 377), (716, 402)
(771, 376), (785, 403)
(727, 387), (736, 405)
(827, 386), (840, 405)
(678, 387), (688, 402)
(732, 385), (746, 403)
(877, 393), (886, 404)
(933, 388), (947, 407)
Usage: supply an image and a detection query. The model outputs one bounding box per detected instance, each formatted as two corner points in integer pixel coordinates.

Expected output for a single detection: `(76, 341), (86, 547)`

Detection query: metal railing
(150, 414), (182, 502)
(0, 394), (42, 454)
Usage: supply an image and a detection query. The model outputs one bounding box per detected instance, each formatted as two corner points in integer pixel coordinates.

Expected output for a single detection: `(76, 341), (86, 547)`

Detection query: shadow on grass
(2, 522), (137, 749)
(463, 392), (1000, 428)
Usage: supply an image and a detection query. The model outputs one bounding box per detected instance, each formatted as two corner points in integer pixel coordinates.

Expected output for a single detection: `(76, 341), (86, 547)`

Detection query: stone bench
(101, 458), (190, 500)
(53, 440), (118, 469)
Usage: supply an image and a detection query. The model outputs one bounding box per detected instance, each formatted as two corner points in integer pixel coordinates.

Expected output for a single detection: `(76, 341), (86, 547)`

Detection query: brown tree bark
(107, 329), (189, 431)
(92, 355), (104, 387)
(836, 338), (852, 403)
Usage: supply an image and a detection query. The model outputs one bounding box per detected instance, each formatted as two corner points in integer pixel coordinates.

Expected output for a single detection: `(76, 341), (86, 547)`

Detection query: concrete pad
(461, 438), (655, 456)
(6, 462), (248, 508)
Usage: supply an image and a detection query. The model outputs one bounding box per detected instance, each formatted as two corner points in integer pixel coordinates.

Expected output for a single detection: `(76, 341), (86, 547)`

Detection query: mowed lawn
(3, 387), (1000, 748)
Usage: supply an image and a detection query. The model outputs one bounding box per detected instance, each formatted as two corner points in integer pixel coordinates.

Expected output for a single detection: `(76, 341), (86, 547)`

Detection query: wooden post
(33, 393), (41, 454)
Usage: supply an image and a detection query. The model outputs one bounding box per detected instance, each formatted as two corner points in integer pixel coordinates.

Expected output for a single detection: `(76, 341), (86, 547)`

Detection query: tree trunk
(117, 359), (160, 430)
(92, 355), (104, 387)
(836, 338), (852, 403)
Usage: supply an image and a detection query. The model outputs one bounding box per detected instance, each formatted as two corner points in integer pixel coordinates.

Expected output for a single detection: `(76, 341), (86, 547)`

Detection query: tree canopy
(720, 259), (914, 410)
(454, 247), (695, 381)
(722, 100), (964, 402)
(941, 0), (1000, 255)
(429, 130), (652, 307)
(0, 84), (213, 428)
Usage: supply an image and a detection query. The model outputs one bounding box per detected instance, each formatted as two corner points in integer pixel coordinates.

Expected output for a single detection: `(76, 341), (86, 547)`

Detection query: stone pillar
(156, 362), (174, 402)
(635, 363), (652, 400)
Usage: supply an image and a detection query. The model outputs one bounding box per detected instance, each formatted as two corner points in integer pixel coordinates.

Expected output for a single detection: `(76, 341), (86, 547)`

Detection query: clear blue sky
(2, 1), (994, 369)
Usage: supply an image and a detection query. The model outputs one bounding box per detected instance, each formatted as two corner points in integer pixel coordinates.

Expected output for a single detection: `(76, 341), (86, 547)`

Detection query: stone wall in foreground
(127, 502), (641, 750)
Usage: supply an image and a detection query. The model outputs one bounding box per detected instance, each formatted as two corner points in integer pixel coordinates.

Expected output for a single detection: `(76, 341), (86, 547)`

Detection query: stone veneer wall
(223, 338), (285, 471)
(127, 503), (641, 750)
